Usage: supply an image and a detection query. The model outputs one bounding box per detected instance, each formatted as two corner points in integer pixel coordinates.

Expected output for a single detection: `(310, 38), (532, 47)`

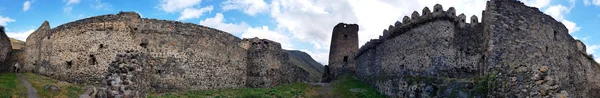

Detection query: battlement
(358, 4), (482, 57)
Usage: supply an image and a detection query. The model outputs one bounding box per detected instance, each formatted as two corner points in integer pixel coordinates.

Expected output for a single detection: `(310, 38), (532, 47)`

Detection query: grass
(22, 73), (85, 98)
(289, 57), (323, 82)
(148, 82), (322, 98)
(149, 74), (385, 98)
(0, 73), (24, 98)
(330, 74), (386, 98)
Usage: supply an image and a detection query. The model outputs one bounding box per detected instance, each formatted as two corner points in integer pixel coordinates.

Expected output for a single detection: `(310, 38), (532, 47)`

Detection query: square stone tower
(324, 23), (358, 81)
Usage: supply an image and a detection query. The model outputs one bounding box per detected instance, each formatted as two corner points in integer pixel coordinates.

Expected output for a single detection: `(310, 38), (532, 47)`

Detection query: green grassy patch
(23, 73), (85, 98)
(331, 74), (386, 98)
(289, 57), (322, 82)
(0, 73), (19, 98)
(148, 82), (321, 98)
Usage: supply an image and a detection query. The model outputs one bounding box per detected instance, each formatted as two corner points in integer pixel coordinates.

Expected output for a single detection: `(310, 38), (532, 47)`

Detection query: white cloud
(544, 5), (569, 20)
(157, 0), (202, 13)
(561, 20), (581, 33)
(66, 0), (80, 6)
(241, 26), (293, 49)
(199, 13), (250, 34)
(542, 4), (580, 33)
(585, 0), (591, 6)
(92, 0), (112, 10)
(23, 1), (31, 11)
(63, 0), (81, 14)
(177, 6), (213, 20)
(270, 0), (358, 50)
(521, 0), (552, 8)
(588, 45), (600, 54)
(222, 0), (269, 16)
(593, 0), (600, 6)
(261, 0), (490, 63)
(64, 6), (73, 14)
(0, 16), (15, 26)
(6, 29), (35, 41)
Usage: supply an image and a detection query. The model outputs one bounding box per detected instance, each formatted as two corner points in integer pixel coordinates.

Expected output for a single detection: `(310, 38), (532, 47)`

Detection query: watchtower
(325, 23), (358, 81)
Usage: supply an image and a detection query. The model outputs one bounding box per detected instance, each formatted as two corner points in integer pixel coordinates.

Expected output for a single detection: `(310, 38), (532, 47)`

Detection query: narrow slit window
(343, 56), (348, 62)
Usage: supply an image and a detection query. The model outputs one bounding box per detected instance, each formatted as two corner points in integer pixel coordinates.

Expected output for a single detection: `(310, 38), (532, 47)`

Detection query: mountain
(286, 50), (324, 82)
(9, 38), (25, 49)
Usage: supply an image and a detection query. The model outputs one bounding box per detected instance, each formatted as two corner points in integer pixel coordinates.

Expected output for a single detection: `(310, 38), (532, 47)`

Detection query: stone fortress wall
(350, 0), (600, 97)
(24, 12), (308, 96)
(0, 26), (11, 72)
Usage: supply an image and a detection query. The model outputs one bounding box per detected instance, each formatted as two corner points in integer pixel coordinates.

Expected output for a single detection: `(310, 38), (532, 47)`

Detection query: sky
(0, 0), (599, 64)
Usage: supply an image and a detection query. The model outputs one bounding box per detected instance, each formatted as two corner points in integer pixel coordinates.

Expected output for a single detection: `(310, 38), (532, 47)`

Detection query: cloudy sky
(0, 0), (599, 64)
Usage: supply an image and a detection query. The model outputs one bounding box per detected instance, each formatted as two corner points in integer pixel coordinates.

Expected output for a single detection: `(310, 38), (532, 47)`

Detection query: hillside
(287, 50), (324, 82)
(9, 38), (25, 49)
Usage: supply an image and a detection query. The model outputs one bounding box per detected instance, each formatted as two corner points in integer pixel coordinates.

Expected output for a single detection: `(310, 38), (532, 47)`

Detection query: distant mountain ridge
(286, 50), (324, 82)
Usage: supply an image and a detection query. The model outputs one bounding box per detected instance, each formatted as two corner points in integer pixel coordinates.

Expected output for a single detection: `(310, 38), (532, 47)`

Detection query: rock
(539, 66), (549, 73)
(79, 94), (91, 98)
(556, 90), (568, 98)
(531, 73), (541, 80)
(123, 90), (133, 98)
(43, 84), (61, 92)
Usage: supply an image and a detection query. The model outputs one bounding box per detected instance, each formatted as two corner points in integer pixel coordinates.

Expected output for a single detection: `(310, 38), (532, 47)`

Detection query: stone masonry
(324, 23), (359, 82)
(0, 26), (11, 72)
(243, 38), (309, 88)
(336, 0), (600, 97)
(24, 12), (308, 97)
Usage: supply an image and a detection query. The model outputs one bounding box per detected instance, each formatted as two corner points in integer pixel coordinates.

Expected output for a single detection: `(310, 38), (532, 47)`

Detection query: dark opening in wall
(344, 35), (348, 39)
(89, 55), (97, 65)
(66, 61), (72, 68)
(99, 44), (105, 49)
(553, 30), (558, 40)
(140, 42), (148, 48)
(343, 56), (348, 62)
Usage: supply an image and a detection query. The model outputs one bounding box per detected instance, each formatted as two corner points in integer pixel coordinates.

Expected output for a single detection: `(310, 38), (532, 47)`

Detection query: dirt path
(17, 73), (39, 98)
(308, 82), (332, 97)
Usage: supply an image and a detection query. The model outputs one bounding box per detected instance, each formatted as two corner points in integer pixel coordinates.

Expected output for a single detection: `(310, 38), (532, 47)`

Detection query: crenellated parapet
(352, 0), (600, 97)
(357, 4), (482, 57)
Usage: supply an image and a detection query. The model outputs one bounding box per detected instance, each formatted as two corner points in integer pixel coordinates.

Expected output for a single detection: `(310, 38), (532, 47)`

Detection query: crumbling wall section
(483, 0), (600, 97)
(243, 38), (309, 88)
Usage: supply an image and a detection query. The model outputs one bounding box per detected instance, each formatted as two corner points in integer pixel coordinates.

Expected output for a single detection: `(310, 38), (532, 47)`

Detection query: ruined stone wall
(0, 26), (11, 72)
(24, 12), (307, 96)
(355, 4), (486, 97)
(353, 0), (600, 97)
(24, 21), (51, 73)
(326, 23), (358, 81)
(243, 38), (309, 88)
(483, 0), (600, 97)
